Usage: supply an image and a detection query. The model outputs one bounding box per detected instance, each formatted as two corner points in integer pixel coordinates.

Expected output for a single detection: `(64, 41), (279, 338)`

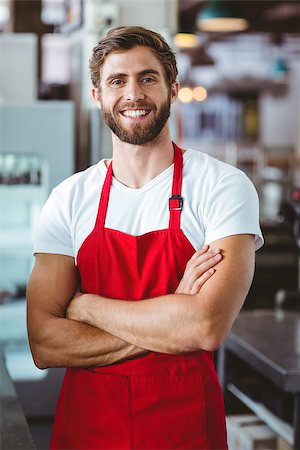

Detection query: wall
(0, 101), (75, 192)
(0, 33), (37, 102)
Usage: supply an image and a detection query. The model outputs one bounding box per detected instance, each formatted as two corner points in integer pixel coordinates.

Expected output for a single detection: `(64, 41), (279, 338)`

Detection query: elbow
(168, 329), (223, 354)
(29, 340), (50, 370)
(28, 332), (52, 369)
(163, 318), (228, 354)
(193, 321), (227, 352)
(199, 334), (225, 352)
(33, 354), (49, 370)
(164, 335), (224, 355)
(27, 317), (64, 369)
(29, 343), (50, 370)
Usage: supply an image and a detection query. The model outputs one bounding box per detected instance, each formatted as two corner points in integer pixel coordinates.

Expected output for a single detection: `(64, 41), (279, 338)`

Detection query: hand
(175, 245), (222, 295)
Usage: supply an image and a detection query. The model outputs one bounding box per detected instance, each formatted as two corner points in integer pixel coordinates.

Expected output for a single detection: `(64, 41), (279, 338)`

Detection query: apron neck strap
(95, 141), (184, 230)
(169, 142), (184, 230)
(95, 161), (113, 229)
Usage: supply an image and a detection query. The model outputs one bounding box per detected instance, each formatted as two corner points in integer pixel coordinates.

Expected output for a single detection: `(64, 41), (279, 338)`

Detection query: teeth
(122, 110), (148, 118)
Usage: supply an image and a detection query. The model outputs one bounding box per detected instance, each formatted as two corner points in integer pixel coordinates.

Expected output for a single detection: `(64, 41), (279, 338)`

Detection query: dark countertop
(226, 309), (300, 392)
(0, 347), (36, 450)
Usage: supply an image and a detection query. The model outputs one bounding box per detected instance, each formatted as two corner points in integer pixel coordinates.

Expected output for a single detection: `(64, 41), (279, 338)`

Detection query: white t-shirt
(34, 149), (263, 260)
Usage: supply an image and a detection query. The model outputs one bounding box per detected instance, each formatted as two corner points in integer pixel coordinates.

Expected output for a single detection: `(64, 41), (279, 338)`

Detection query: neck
(110, 126), (175, 189)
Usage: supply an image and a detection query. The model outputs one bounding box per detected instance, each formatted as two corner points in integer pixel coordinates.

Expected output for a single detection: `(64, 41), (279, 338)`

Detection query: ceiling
(179, 0), (300, 36)
(178, 1), (300, 66)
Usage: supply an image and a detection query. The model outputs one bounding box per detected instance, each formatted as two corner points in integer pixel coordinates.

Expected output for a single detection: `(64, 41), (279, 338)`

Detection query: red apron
(50, 143), (227, 450)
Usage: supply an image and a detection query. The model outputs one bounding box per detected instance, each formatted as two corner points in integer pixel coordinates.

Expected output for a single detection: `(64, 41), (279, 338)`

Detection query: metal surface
(219, 309), (300, 449)
(227, 309), (300, 391)
(227, 383), (293, 446)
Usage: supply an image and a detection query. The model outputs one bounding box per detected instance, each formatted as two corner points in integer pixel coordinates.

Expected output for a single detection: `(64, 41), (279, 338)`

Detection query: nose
(124, 79), (145, 102)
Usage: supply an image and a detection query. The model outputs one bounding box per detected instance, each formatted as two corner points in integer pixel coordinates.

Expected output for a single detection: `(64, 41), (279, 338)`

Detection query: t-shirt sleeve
(33, 188), (74, 257)
(203, 171), (264, 250)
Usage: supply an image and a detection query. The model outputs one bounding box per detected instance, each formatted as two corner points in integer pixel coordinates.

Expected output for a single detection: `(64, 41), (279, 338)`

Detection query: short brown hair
(89, 26), (178, 89)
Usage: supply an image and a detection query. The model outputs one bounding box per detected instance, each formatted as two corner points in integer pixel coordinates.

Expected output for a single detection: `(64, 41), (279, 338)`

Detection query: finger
(197, 252), (222, 270)
(191, 268), (215, 295)
(188, 248), (221, 271)
(188, 254), (222, 288)
(186, 246), (215, 272)
(194, 247), (221, 264)
(181, 248), (222, 290)
(187, 245), (210, 266)
(189, 253), (222, 282)
(175, 278), (194, 294)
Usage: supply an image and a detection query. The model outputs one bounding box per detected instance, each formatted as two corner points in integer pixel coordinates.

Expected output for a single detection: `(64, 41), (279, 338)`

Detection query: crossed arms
(27, 234), (255, 369)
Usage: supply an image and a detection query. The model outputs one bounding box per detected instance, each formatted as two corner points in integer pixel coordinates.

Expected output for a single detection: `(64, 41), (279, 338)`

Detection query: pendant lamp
(175, 13), (199, 49)
(174, 33), (199, 49)
(197, 0), (248, 32)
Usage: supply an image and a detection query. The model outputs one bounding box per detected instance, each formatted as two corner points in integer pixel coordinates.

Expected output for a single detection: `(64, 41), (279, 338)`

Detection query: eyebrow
(105, 69), (161, 83)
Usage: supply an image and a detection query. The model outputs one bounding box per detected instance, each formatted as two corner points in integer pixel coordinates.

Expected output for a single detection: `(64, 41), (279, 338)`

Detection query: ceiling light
(178, 87), (194, 103)
(197, 1), (248, 32)
(174, 33), (199, 49)
(193, 86), (208, 102)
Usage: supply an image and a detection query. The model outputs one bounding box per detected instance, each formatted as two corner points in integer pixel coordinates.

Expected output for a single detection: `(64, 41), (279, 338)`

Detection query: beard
(101, 95), (171, 145)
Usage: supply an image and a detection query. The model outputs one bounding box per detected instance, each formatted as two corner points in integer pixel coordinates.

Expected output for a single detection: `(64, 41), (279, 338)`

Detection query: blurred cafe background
(0, 1), (300, 449)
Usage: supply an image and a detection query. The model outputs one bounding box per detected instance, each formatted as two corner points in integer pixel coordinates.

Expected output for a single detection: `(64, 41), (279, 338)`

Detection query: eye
(141, 77), (156, 84)
(111, 79), (124, 86)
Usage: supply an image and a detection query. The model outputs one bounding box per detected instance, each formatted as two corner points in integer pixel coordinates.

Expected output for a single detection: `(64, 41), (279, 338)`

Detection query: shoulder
(181, 149), (263, 250)
(184, 148), (244, 180)
(34, 161), (107, 256)
(50, 160), (107, 211)
(41, 160), (107, 223)
(183, 148), (253, 195)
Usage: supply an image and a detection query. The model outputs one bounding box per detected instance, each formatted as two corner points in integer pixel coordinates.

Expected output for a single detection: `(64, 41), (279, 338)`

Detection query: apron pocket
(131, 373), (207, 450)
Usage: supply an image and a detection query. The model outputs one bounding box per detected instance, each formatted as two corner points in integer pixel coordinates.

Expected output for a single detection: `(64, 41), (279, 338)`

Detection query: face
(93, 46), (178, 145)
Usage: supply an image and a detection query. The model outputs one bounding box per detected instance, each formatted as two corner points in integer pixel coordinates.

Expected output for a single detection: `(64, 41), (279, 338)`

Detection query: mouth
(120, 109), (152, 120)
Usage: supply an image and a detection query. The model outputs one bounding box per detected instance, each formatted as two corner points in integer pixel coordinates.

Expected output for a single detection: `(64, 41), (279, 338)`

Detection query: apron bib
(50, 143), (227, 449)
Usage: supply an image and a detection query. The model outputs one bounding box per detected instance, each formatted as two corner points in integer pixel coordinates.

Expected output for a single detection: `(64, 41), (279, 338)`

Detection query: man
(27, 26), (263, 449)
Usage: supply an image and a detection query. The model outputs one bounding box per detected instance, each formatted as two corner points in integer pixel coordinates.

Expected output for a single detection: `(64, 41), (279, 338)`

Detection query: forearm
(29, 316), (147, 369)
(27, 254), (147, 369)
(68, 235), (255, 354)
(68, 293), (203, 354)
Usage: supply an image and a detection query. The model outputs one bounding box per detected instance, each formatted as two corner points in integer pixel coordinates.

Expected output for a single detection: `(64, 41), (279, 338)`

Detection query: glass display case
(0, 152), (61, 417)
(0, 152), (48, 299)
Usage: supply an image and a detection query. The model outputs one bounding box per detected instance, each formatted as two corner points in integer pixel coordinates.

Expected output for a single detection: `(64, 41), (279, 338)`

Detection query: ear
(170, 81), (179, 104)
(92, 88), (102, 109)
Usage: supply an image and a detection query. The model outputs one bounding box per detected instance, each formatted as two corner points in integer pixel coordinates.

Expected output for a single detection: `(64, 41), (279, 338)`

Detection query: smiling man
(27, 27), (263, 450)
(99, 49), (171, 146)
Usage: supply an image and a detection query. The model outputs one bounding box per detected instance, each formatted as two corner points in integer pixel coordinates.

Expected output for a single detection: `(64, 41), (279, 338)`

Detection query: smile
(121, 109), (151, 118)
